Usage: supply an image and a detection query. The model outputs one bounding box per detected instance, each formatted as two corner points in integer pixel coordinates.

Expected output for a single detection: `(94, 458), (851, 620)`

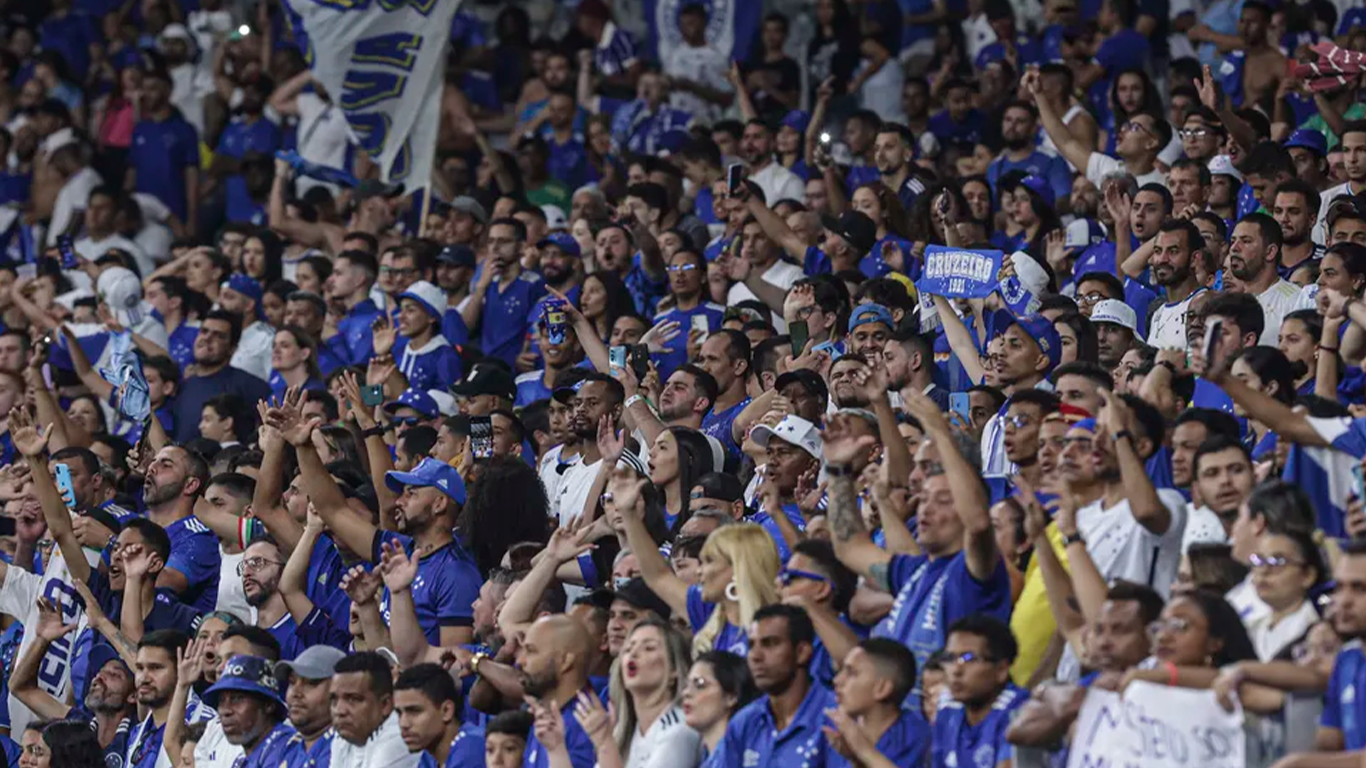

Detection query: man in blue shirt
(324, 250), (384, 368)
(826, 639), (931, 768)
(212, 77), (282, 224)
(464, 218), (547, 368)
(128, 68), (199, 230)
(932, 616), (1028, 768)
(202, 654), (297, 768)
(172, 311), (272, 444)
(652, 248), (725, 380)
(519, 614), (598, 768)
(697, 329), (753, 466)
(987, 103), (1072, 205)
(275, 645), (342, 768)
(139, 444), (224, 613)
(928, 80), (987, 147)
(717, 605), (831, 768)
(395, 663), (486, 768)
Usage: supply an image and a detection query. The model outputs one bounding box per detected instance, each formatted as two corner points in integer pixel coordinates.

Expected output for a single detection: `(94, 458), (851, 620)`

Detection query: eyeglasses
(793, 305), (817, 319)
(1292, 639), (1340, 663)
(391, 416), (421, 427)
(1121, 121), (1152, 136)
(1004, 414), (1034, 429)
(237, 557), (285, 575)
(1248, 553), (1303, 570)
(665, 263), (699, 272)
(778, 568), (830, 586)
(947, 651), (995, 666)
(1179, 128), (1213, 139)
(379, 266), (418, 276)
(1077, 292), (1107, 306)
(1146, 617), (1194, 638)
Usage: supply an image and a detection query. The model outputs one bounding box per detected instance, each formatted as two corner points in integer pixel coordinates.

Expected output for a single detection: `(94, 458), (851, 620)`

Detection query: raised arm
(119, 543), (162, 644)
(616, 468), (689, 617)
(339, 370), (400, 528)
(341, 565), (393, 654)
(11, 409), (90, 583)
(377, 544), (439, 666)
(248, 401), (305, 552)
(499, 525), (592, 640)
(931, 295), (987, 384)
(728, 62), (758, 122)
(279, 510), (323, 624)
(9, 599), (77, 720)
(823, 414), (894, 585)
(744, 185), (809, 260)
(1025, 68), (1093, 175)
(1101, 392), (1171, 535)
(267, 69), (313, 118)
(1195, 348), (1327, 447)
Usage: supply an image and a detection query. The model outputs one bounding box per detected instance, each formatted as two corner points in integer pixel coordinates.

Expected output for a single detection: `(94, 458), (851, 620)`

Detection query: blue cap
(1073, 417), (1097, 433)
(849, 303), (894, 333)
(385, 456), (467, 505)
(781, 110), (811, 134)
(659, 129), (691, 154)
(990, 312), (1063, 372)
(437, 244), (476, 268)
(537, 232), (582, 258)
(1285, 128), (1328, 157)
(83, 642), (130, 701)
(203, 655), (286, 709)
(1019, 175), (1056, 208)
(383, 388), (440, 419)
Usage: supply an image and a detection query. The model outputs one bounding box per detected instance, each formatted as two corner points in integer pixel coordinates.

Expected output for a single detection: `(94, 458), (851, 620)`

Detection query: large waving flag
(283, 0), (457, 189)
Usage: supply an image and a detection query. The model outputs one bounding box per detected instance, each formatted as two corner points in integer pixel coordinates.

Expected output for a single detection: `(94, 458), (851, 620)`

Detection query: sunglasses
(778, 568), (830, 586)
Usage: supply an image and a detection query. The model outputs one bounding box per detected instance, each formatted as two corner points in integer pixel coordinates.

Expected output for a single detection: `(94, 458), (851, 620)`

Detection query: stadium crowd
(0, 0), (1365, 766)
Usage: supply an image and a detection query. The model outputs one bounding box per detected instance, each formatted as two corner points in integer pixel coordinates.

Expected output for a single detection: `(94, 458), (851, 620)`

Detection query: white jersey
(216, 547), (254, 623)
(1180, 504), (1228, 553)
(1075, 488), (1188, 597)
(1085, 153), (1167, 190)
(624, 705), (703, 768)
(663, 44), (731, 125)
(1316, 181), (1358, 246)
(331, 711), (420, 768)
(726, 260), (804, 332)
(1257, 279), (1305, 346)
(1147, 289), (1206, 351)
(193, 719), (243, 768)
(551, 453), (603, 525)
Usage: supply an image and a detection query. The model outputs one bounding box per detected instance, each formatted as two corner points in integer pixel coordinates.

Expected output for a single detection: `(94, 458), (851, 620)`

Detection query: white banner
(1066, 681), (1246, 768)
(283, 0), (457, 188)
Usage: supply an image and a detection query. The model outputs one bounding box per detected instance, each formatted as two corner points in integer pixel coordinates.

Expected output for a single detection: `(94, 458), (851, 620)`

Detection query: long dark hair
(245, 229), (285, 287)
(42, 720), (106, 768)
(695, 651), (759, 716)
(665, 427), (717, 533)
(458, 456), (551, 575)
(1110, 68), (1163, 123)
(1229, 346), (1297, 405)
(1179, 589), (1258, 667)
(581, 270), (636, 341)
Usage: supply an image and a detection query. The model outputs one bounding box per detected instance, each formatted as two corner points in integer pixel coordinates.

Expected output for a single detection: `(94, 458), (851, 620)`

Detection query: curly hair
(458, 456), (551, 575)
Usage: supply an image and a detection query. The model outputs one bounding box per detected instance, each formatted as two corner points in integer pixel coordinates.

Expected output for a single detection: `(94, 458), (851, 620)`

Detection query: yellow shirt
(1010, 523), (1070, 686)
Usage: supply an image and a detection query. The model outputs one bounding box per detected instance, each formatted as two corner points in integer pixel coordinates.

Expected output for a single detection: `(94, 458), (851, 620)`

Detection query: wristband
(1157, 360), (1177, 373)
(825, 463), (855, 477)
(470, 652), (489, 676)
(361, 425), (388, 438)
(1061, 531), (1085, 547)
(624, 394), (647, 410)
(1112, 430), (1134, 444)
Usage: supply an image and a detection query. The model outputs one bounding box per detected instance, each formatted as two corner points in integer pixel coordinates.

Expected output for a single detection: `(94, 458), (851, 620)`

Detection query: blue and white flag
(1283, 443), (1354, 539)
(916, 245), (1003, 300)
(283, 0), (457, 189)
(99, 331), (151, 424)
(644, 0), (760, 66)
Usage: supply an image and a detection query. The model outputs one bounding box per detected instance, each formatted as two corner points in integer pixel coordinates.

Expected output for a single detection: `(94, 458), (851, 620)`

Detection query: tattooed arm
(823, 413), (893, 589)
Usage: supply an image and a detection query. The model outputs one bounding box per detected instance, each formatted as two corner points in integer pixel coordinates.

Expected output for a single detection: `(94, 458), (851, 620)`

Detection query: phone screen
(609, 345), (628, 370)
(54, 463), (75, 509)
(726, 163), (743, 196)
(690, 314), (710, 342)
(629, 345), (651, 380)
(470, 417), (494, 460)
(949, 393), (972, 424)
(789, 320), (809, 354)
(1202, 318), (1223, 366)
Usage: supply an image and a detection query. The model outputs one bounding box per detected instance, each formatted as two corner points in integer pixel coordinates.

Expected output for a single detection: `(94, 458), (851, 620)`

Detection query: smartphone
(609, 345), (628, 371)
(1354, 463), (1366, 502)
(54, 463), (75, 509)
(629, 344), (651, 380)
(819, 132), (832, 146)
(726, 163), (743, 197)
(789, 320), (809, 354)
(361, 384), (385, 407)
(690, 314), (710, 343)
(1202, 317), (1223, 367)
(56, 235), (78, 270)
(949, 393), (972, 426)
(470, 416), (494, 461)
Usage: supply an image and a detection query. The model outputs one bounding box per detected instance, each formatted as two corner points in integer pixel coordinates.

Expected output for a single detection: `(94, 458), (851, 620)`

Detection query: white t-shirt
(1316, 181), (1359, 246)
(1076, 488), (1188, 597)
(295, 93), (354, 195)
(193, 719), (243, 768)
(726, 260), (804, 332)
(216, 547), (254, 623)
(664, 45), (731, 125)
(331, 711), (420, 768)
(1246, 599), (1319, 661)
(0, 550), (89, 735)
(624, 705), (703, 768)
(1180, 504), (1228, 553)
(1146, 288), (1205, 351)
(1085, 153), (1167, 190)
(76, 233), (154, 278)
(748, 161), (805, 206)
(552, 453), (603, 525)
(133, 192), (175, 262)
(231, 320), (276, 383)
(49, 166), (102, 246)
(1257, 279), (1304, 345)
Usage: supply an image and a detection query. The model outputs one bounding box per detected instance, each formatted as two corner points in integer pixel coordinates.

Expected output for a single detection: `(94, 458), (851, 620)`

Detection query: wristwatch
(1061, 532), (1085, 548)
(469, 652), (489, 676)
(1112, 430), (1134, 444)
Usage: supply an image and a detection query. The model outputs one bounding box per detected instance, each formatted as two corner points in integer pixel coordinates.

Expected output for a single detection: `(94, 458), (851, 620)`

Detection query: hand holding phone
(361, 384), (385, 407)
(54, 463), (75, 509)
(726, 163), (744, 197)
(470, 417), (494, 460)
(789, 320), (809, 355)
(1202, 318), (1224, 369)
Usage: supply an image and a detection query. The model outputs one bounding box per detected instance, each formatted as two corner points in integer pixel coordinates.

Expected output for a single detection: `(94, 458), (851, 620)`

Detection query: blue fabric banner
(915, 246), (1003, 300)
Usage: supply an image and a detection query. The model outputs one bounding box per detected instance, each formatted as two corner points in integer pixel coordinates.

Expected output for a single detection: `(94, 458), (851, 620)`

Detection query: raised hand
(34, 597), (77, 642)
(265, 389), (321, 448)
(641, 319), (681, 354)
(1103, 182), (1132, 231)
(377, 540), (419, 592)
(340, 564), (383, 606)
(851, 363), (889, 405)
(574, 690), (613, 747)
(177, 637), (208, 684)
(822, 708), (876, 760)
(1195, 64), (1219, 110)
(371, 313), (398, 357)
(8, 407), (49, 458)
(544, 524), (595, 564)
(596, 415), (625, 464)
(121, 542), (163, 581)
(607, 467), (648, 517)
(366, 356), (397, 388)
(1044, 229), (1066, 273)
(822, 412), (878, 466)
(1021, 66), (1042, 97)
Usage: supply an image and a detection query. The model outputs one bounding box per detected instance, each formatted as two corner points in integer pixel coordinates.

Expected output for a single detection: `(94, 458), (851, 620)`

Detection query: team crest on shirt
(743, 750), (760, 767)
(1346, 684), (1356, 704)
(974, 744), (996, 768)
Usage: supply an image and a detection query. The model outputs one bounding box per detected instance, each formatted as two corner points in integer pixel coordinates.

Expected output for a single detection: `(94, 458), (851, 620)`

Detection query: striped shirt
(594, 21), (639, 79)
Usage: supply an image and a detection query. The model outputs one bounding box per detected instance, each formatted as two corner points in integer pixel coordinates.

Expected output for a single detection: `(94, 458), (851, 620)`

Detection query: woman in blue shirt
(269, 326), (325, 400)
(850, 183), (915, 279)
(683, 651), (759, 768)
(649, 427), (718, 533)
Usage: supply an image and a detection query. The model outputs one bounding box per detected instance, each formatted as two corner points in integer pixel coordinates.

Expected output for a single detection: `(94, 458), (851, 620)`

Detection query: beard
(1154, 263), (1192, 287)
(520, 669), (557, 698)
(85, 686), (128, 715)
(1003, 135), (1031, 151)
(143, 478), (184, 507)
(244, 578), (277, 607)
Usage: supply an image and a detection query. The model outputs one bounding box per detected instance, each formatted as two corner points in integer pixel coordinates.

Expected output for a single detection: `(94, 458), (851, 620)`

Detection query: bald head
(518, 614), (593, 699)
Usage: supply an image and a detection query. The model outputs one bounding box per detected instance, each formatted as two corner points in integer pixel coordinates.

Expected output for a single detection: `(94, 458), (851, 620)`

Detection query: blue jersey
(701, 397), (750, 465)
(481, 272), (548, 367)
(131, 113), (200, 221)
(418, 723), (485, 768)
(165, 321), (199, 370)
(716, 684), (832, 768)
(1325, 641), (1366, 748)
(240, 722), (299, 768)
(280, 729), (334, 768)
(873, 552), (1013, 693)
(523, 690), (598, 768)
(327, 298), (383, 368)
(270, 372), (326, 401)
(163, 516), (221, 613)
(652, 303), (726, 380)
(685, 584), (749, 655)
(826, 708), (930, 768)
(217, 117), (282, 223)
(172, 366), (272, 442)
(932, 685), (1027, 768)
(306, 534), (355, 631)
(749, 504), (806, 563)
(396, 337), (464, 393)
(376, 532), (482, 645)
(927, 109), (987, 146)
(986, 151), (1070, 205)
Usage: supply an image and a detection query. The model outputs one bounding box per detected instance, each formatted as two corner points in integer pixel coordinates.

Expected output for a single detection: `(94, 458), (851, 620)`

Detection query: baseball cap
(385, 456), (468, 505)
(83, 643), (130, 700)
(384, 388), (440, 419)
(203, 655), (286, 709)
(275, 645), (346, 681)
(1089, 299), (1138, 332)
(849, 303), (895, 333)
(1064, 218), (1106, 252)
(437, 244), (476, 268)
(542, 205), (569, 232)
(451, 364), (517, 401)
(822, 211), (877, 254)
(612, 577), (673, 619)
(1285, 129), (1328, 157)
(990, 313), (1063, 372)
(551, 369), (590, 404)
(397, 280), (446, 320)
(96, 267), (146, 327)
(538, 232), (582, 258)
(781, 110), (811, 135)
(222, 273), (264, 305)
(751, 415), (822, 460)
(773, 369), (829, 404)
(449, 196), (488, 225)
(1019, 175), (1056, 208)
(1207, 155), (1243, 182)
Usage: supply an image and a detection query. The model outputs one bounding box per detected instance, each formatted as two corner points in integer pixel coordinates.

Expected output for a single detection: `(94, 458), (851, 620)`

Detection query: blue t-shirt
(927, 109), (987, 146)
(701, 397), (751, 465)
(396, 338), (464, 393)
(986, 151), (1071, 205)
(163, 516), (222, 613)
(749, 504), (806, 563)
(270, 372), (325, 401)
(826, 708), (930, 768)
(239, 722), (299, 768)
(685, 584), (749, 655)
(376, 532), (482, 645)
(652, 303), (726, 380)
(716, 683), (832, 768)
(327, 298), (383, 368)
(217, 117), (282, 223)
(131, 112), (201, 221)
(546, 134), (591, 192)
(280, 729), (333, 768)
(523, 690), (598, 768)
(931, 685), (1028, 768)
(165, 321), (200, 370)
(1325, 642), (1366, 748)
(304, 534), (355, 630)
(873, 552), (1013, 692)
(481, 272), (548, 367)
(172, 366), (273, 442)
(418, 723), (485, 768)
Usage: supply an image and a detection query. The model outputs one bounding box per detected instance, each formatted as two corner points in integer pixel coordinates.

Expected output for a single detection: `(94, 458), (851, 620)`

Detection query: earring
(725, 581), (739, 602)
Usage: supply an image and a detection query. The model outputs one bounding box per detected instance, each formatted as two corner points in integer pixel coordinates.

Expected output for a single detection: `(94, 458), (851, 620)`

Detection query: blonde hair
(693, 523), (780, 654)
(609, 618), (693, 760)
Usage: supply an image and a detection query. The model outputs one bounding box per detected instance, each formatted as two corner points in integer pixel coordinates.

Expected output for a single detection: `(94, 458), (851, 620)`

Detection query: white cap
(751, 415), (822, 460)
(541, 205), (568, 232)
(97, 267), (146, 326)
(1090, 299), (1138, 332)
(1207, 155), (1243, 182)
(428, 390), (458, 416)
(397, 280), (447, 320)
(1009, 251), (1050, 298)
(159, 22), (193, 42)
